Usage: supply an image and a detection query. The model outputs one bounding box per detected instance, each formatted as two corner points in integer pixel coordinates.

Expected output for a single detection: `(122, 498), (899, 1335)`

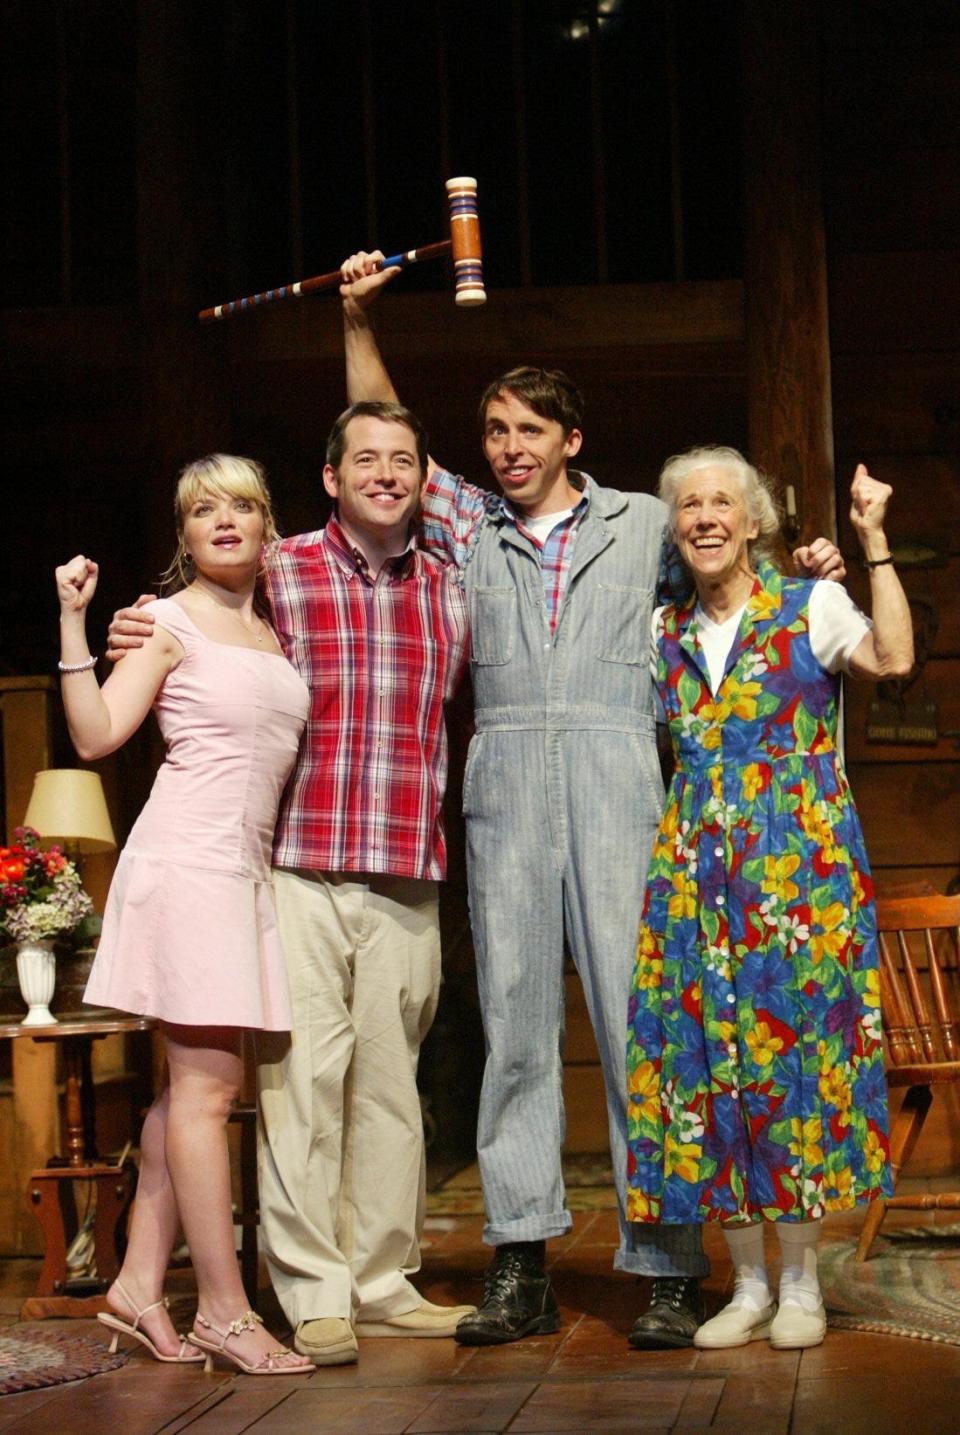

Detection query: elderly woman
(56, 456), (312, 1376)
(625, 447), (912, 1351)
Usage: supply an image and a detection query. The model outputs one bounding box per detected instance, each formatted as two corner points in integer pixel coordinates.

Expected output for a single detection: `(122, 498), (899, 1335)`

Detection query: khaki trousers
(257, 868), (441, 1324)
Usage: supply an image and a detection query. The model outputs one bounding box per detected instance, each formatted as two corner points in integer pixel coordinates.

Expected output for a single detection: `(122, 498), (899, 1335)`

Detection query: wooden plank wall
(821, 7), (960, 1167)
(822, 6), (960, 898)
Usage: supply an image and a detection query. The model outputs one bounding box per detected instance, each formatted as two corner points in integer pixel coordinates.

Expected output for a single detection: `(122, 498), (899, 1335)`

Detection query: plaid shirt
(422, 469), (589, 631)
(267, 518), (469, 880)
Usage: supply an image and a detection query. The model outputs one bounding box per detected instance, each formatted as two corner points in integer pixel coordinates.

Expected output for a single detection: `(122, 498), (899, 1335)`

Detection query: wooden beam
(221, 279), (745, 363)
(740, 0), (836, 543)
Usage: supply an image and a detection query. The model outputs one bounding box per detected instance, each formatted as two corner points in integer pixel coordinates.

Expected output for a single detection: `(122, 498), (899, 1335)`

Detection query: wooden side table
(0, 1013), (155, 1317)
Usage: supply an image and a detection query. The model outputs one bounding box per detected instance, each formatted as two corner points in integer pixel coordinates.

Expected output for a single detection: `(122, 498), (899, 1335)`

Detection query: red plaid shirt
(267, 518), (469, 880)
(422, 469), (589, 631)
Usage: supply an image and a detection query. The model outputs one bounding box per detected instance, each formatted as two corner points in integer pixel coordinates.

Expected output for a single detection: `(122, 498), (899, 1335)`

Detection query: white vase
(16, 938), (58, 1026)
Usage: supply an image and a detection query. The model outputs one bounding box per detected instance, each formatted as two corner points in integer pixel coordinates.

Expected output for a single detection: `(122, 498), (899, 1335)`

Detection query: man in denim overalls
(339, 253), (843, 1348)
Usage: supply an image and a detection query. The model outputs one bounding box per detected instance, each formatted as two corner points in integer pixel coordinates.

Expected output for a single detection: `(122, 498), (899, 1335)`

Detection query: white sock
(776, 1220), (822, 1311)
(721, 1222), (771, 1311)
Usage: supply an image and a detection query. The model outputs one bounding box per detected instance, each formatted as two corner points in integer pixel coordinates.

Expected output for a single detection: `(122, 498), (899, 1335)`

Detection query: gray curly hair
(658, 445), (783, 568)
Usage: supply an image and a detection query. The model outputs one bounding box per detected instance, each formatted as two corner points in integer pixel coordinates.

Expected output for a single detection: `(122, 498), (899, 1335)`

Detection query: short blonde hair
(658, 445), (783, 568)
(161, 453), (279, 591)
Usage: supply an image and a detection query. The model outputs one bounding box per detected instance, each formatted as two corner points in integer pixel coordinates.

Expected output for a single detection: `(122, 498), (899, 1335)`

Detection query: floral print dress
(626, 564), (892, 1224)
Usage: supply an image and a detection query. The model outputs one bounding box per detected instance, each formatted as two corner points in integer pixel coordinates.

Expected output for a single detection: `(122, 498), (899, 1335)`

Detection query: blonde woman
(57, 456), (312, 1376)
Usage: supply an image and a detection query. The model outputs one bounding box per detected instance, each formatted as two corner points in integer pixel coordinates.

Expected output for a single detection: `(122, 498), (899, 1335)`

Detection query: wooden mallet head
(445, 176), (486, 306)
(374, 176), (485, 304)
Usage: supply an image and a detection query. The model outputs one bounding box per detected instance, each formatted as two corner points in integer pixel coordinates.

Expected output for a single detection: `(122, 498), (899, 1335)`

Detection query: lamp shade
(23, 769), (117, 854)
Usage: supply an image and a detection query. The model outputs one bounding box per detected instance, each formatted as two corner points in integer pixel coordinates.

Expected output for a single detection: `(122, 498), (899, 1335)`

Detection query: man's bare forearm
(340, 252), (403, 405)
(344, 303), (399, 404)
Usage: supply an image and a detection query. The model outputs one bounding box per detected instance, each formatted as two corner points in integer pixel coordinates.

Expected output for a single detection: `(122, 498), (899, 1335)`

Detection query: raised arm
(339, 251), (487, 568)
(340, 250), (404, 407)
(845, 464), (914, 680)
(57, 557), (181, 760)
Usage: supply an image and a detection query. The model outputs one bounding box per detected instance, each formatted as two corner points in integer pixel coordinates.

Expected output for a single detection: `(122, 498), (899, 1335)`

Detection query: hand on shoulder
(792, 537), (846, 583)
(106, 594), (158, 662)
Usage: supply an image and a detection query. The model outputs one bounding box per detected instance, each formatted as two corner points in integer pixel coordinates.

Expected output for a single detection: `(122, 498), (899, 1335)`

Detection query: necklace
(190, 586), (269, 645)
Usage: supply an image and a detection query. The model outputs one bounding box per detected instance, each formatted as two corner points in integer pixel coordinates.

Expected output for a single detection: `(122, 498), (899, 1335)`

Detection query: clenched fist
(849, 463), (893, 540)
(56, 555), (99, 613)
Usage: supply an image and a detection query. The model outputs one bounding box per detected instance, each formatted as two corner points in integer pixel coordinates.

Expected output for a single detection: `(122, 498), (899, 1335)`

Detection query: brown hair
(477, 366), (584, 436)
(325, 401), (429, 475)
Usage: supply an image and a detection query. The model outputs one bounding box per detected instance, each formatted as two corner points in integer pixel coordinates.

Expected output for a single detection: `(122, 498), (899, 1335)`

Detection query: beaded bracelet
(862, 555), (895, 569)
(58, 655), (98, 673)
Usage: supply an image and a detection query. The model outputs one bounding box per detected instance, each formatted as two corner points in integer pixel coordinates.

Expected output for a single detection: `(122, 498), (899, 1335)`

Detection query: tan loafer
(355, 1299), (478, 1338)
(693, 1299), (777, 1349)
(769, 1299), (826, 1349)
(293, 1316), (358, 1365)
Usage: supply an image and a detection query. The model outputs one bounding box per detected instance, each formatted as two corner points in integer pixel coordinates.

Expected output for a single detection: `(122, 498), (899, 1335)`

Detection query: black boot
(455, 1241), (561, 1346)
(628, 1277), (704, 1350)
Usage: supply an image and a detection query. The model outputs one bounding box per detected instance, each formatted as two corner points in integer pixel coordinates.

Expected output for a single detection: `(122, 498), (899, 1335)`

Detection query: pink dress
(84, 599), (310, 1030)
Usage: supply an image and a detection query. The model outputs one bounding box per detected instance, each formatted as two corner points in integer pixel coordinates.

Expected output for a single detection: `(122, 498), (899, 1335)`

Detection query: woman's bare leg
(106, 1087), (199, 1355)
(162, 1023), (309, 1368)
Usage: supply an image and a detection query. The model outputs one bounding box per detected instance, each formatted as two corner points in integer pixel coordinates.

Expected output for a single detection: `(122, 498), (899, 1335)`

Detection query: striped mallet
(198, 176), (485, 322)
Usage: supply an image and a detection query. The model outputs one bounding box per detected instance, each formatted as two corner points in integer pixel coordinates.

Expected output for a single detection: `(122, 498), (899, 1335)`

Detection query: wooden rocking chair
(855, 892), (960, 1261)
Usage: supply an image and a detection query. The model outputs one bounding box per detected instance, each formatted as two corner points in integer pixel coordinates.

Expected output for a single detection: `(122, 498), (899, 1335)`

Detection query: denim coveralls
(426, 471), (707, 1278)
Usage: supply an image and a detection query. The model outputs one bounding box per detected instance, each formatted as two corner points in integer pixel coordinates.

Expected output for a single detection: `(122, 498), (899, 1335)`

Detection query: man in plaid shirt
(107, 404), (472, 1365)
(340, 251), (846, 1352)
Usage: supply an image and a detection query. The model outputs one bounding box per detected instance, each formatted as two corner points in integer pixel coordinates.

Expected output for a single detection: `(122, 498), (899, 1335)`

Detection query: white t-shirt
(519, 506), (577, 544)
(650, 582), (872, 699)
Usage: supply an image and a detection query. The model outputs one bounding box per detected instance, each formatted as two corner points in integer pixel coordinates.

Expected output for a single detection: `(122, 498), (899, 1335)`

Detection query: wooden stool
(227, 1034), (261, 1308)
(229, 1102), (260, 1309)
(29, 1159), (138, 1297)
(0, 1014), (154, 1317)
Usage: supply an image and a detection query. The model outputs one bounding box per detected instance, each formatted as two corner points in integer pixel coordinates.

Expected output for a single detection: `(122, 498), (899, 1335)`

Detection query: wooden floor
(2, 1196), (959, 1434)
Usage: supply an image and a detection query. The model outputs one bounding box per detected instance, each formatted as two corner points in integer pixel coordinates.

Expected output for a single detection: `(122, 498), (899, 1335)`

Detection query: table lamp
(23, 769), (117, 859)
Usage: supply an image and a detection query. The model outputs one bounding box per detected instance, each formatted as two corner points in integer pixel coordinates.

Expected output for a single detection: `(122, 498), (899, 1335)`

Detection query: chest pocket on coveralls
(594, 584), (653, 665)
(469, 587), (516, 666)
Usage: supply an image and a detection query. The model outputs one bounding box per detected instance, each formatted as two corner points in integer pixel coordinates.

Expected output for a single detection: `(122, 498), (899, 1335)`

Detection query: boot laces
(484, 1250), (535, 1302)
(649, 1277), (696, 1310)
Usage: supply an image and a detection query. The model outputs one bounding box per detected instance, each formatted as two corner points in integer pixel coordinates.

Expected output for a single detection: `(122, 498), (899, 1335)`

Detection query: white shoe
(693, 1299), (777, 1349)
(769, 1299), (826, 1349)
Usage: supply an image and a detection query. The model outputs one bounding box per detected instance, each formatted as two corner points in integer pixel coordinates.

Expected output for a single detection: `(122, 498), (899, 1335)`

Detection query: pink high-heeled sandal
(97, 1279), (204, 1362)
(191, 1309), (311, 1376)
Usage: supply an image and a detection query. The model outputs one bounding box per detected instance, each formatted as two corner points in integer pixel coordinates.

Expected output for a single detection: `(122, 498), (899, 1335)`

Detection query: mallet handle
(198, 240), (453, 323)
(379, 240), (452, 270)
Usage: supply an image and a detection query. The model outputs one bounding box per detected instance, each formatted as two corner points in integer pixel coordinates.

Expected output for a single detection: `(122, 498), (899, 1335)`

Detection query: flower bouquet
(1, 826), (93, 943)
(2, 827), (95, 1024)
